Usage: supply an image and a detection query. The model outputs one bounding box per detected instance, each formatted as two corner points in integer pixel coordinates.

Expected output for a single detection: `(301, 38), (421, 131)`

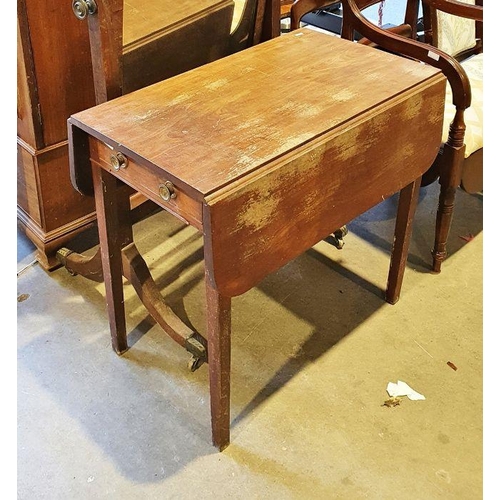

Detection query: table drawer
(89, 136), (203, 230)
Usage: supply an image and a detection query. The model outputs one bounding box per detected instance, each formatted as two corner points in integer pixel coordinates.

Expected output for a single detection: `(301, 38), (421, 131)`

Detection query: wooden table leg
(205, 274), (232, 451)
(92, 164), (132, 354)
(386, 177), (422, 305)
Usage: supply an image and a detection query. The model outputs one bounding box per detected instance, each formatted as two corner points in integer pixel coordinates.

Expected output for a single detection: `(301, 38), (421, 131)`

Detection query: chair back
(423, 0), (483, 58)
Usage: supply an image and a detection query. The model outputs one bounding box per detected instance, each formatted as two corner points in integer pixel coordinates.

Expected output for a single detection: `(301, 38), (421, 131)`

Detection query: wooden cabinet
(17, 0), (97, 270)
(17, 0), (235, 270)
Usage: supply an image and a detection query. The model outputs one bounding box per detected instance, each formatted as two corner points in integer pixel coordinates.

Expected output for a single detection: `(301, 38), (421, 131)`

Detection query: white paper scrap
(386, 380), (425, 401)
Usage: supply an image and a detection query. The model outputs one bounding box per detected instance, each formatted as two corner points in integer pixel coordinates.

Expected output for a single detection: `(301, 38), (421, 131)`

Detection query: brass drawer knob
(158, 181), (177, 202)
(110, 152), (128, 171)
(72, 0), (98, 20)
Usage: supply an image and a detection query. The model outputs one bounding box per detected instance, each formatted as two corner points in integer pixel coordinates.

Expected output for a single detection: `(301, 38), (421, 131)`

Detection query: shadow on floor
(17, 180), (483, 483)
(344, 183), (483, 273)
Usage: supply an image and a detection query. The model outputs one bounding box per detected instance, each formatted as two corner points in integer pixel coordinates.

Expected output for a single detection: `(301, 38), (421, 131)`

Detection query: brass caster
(188, 355), (204, 372)
(56, 248), (77, 275)
(331, 225), (348, 249)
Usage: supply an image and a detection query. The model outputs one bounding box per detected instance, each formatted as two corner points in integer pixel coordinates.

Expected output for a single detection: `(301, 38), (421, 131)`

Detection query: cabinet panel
(17, 4), (41, 149)
(18, 142), (96, 231)
(21, 0), (96, 148)
(17, 143), (42, 226)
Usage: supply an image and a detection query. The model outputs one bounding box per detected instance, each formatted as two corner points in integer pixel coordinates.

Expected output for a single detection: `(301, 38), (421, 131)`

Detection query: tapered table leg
(205, 275), (232, 451)
(386, 177), (422, 305)
(92, 164), (132, 354)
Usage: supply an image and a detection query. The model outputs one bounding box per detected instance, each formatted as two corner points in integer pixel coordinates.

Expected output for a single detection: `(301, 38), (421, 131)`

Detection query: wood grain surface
(203, 78), (445, 296)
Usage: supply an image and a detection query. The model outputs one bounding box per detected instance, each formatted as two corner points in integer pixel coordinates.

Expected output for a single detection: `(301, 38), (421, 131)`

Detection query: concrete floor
(17, 181), (484, 499)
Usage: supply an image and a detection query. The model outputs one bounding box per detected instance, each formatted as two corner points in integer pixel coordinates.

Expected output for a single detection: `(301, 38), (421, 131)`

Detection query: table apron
(89, 136), (203, 230)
